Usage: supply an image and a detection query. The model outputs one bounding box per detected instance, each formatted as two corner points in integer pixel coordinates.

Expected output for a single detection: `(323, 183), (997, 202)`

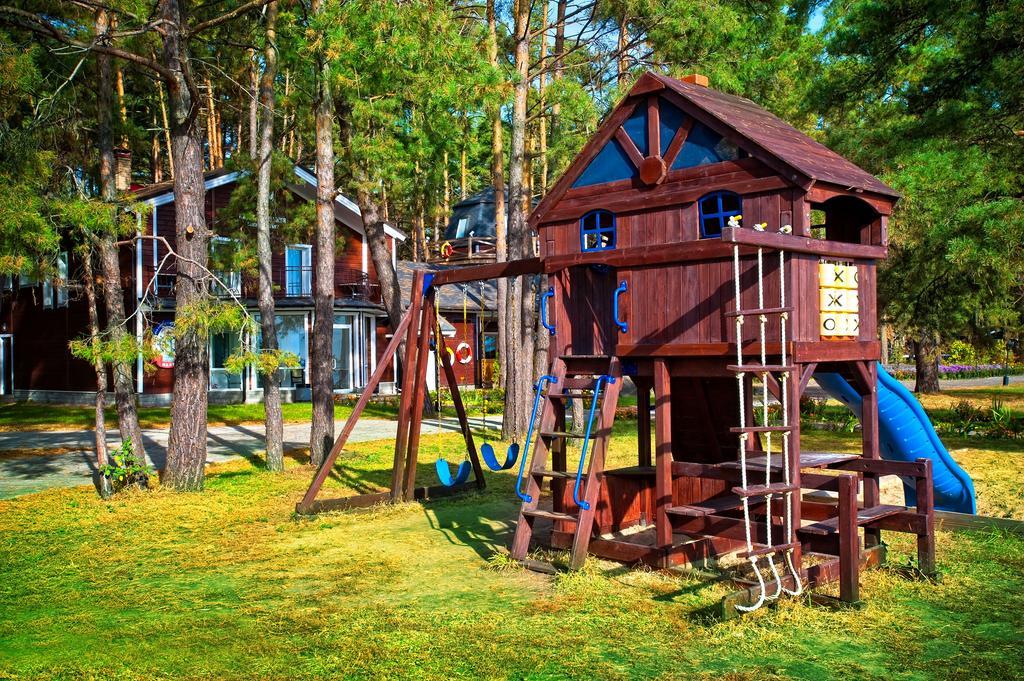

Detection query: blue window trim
(698, 191), (742, 239)
(580, 209), (616, 252)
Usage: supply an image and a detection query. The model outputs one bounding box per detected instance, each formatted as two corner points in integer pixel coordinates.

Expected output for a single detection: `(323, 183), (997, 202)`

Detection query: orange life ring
(455, 341), (472, 364)
(440, 241), (454, 259)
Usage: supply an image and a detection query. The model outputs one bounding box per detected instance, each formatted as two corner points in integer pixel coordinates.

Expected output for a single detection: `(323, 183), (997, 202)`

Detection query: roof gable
(654, 73), (897, 198)
(531, 71), (896, 227)
(134, 165), (407, 242)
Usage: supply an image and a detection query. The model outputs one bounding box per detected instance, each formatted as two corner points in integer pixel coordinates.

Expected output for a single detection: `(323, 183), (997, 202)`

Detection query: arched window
(698, 191), (742, 239)
(580, 209), (616, 252)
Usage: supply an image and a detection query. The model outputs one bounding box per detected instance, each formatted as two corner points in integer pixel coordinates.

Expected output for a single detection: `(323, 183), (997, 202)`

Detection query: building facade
(0, 165), (406, 405)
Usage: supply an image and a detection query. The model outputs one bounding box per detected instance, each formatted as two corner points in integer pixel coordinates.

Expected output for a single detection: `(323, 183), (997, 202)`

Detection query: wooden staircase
(510, 354), (623, 570)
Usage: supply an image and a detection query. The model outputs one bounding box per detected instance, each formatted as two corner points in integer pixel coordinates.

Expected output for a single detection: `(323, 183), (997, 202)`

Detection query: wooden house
(0, 165), (406, 405)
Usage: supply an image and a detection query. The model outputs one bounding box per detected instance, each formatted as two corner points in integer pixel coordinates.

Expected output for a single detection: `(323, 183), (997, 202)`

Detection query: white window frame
(285, 244), (312, 297)
(209, 330), (243, 391)
(211, 237), (242, 296)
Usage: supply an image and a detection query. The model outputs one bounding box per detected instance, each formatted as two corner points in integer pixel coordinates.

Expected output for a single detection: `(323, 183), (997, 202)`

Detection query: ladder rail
(514, 374), (559, 502)
(572, 374), (615, 510)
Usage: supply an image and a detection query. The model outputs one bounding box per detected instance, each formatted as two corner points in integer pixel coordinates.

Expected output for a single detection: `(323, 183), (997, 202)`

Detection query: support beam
(915, 458), (936, 575)
(403, 292), (435, 500)
(636, 378), (652, 467)
(654, 360), (673, 548)
(838, 473), (860, 603)
(296, 307), (414, 514)
(392, 270), (427, 501)
(859, 360), (881, 547)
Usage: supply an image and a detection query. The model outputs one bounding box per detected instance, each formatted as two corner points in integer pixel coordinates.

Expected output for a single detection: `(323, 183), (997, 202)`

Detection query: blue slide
(813, 363), (977, 514)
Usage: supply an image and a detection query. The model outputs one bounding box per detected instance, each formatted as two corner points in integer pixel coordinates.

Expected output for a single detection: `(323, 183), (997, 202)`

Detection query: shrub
(100, 439), (153, 492)
(945, 340), (977, 365)
(951, 399), (985, 435)
(985, 400), (1024, 439)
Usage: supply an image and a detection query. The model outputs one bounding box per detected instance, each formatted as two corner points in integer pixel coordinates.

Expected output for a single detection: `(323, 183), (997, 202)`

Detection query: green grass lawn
(1, 425), (1023, 679)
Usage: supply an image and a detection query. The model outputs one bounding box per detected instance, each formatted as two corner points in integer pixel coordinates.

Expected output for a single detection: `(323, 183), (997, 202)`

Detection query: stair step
(540, 430), (597, 439)
(732, 482), (800, 498)
(798, 504), (906, 536)
(737, 541), (801, 559)
(724, 306), (793, 318)
(547, 391), (601, 401)
(727, 364), (797, 374)
(532, 469), (577, 479)
(665, 494), (765, 518)
(729, 425), (794, 434)
(522, 509), (579, 523)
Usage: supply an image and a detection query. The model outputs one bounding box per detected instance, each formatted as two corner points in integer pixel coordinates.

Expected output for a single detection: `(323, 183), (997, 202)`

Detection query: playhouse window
(580, 210), (616, 252)
(698, 191), (742, 239)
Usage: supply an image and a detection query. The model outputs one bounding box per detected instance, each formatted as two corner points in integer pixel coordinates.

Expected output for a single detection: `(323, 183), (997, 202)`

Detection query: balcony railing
(143, 264), (382, 305)
(285, 265), (313, 297)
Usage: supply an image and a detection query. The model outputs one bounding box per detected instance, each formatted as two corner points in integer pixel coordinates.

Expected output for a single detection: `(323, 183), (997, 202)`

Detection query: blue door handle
(613, 281), (628, 333)
(540, 286), (555, 335)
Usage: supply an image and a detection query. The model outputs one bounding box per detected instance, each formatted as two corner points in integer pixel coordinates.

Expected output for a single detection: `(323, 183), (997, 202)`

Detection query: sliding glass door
(332, 315), (354, 392)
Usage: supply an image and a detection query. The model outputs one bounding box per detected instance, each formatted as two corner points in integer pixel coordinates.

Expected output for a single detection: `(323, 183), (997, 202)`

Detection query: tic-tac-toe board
(819, 261), (859, 339)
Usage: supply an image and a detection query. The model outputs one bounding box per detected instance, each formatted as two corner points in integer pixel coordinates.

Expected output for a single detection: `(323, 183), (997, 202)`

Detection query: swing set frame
(296, 260), (542, 514)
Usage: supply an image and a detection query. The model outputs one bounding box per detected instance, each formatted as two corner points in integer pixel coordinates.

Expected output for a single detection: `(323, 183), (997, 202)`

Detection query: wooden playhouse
(299, 72), (938, 612)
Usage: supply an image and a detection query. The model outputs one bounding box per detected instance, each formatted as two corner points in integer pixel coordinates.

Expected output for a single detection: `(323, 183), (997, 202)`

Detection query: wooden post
(403, 292), (436, 500)
(438, 330), (486, 490)
(637, 377), (652, 467)
(858, 360), (882, 547)
(296, 308), (414, 513)
(915, 458), (936, 576)
(392, 270), (426, 501)
(788, 365), (803, 569)
(569, 357), (623, 569)
(653, 360), (673, 549)
(838, 473), (860, 603)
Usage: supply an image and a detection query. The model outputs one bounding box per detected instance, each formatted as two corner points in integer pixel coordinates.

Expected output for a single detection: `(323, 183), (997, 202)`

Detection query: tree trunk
(487, 0), (508, 397)
(503, 0), (534, 441)
(257, 0), (284, 471)
(161, 0), (211, 491)
(914, 333), (942, 393)
(617, 13), (629, 90)
(309, 0), (336, 468)
(248, 48), (259, 158)
(96, 8), (150, 469)
(157, 78), (174, 177)
(82, 250), (113, 499)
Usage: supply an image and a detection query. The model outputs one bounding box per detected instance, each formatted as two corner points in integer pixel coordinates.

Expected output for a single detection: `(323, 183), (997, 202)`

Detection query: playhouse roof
(531, 72), (897, 227)
(651, 73), (897, 198)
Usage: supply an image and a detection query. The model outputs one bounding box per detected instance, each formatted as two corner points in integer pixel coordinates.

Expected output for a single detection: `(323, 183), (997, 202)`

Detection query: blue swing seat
(435, 458), (472, 487)
(481, 442), (519, 471)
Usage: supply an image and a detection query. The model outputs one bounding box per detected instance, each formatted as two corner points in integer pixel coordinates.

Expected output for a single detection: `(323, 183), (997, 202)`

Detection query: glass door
(333, 315), (354, 392)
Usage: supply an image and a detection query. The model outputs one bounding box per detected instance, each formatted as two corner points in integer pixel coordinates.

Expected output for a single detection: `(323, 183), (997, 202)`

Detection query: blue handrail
(514, 374), (558, 502)
(573, 375), (615, 510)
(613, 281), (628, 334)
(540, 286), (555, 335)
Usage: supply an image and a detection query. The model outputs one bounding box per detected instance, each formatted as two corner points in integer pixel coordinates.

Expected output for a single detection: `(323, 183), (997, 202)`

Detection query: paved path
(2, 373), (1018, 501)
(0, 416), (492, 500)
